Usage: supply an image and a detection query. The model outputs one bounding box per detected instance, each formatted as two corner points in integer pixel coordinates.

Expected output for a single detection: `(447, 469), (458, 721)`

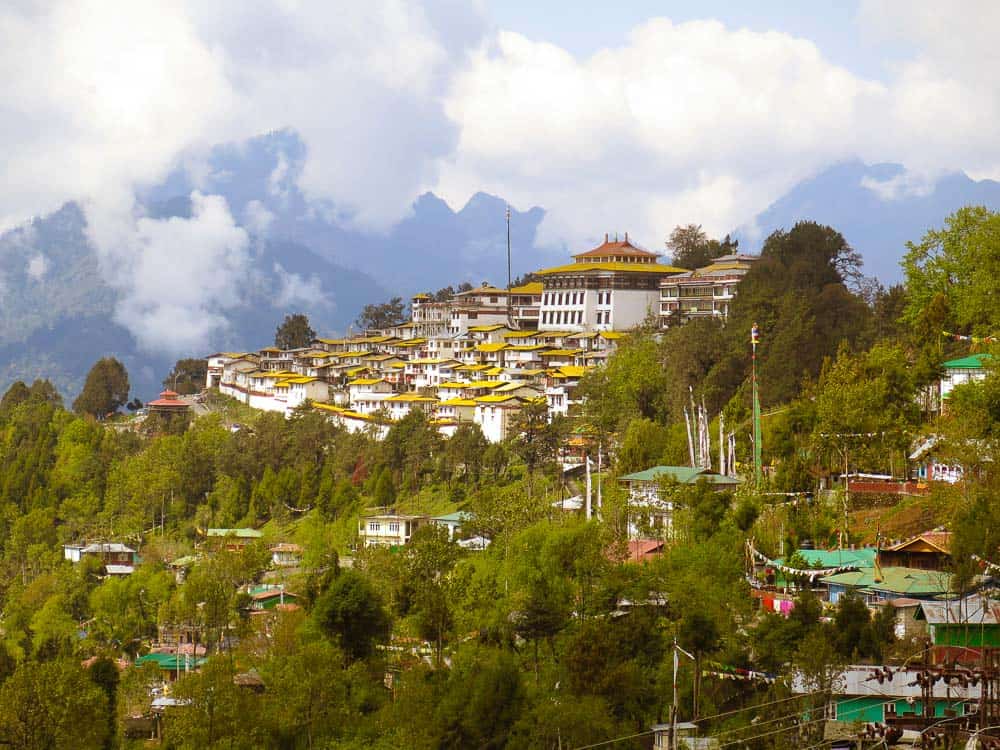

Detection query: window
(389, 522), (400, 533)
(490, 296), (498, 303)
(368, 522), (380, 532)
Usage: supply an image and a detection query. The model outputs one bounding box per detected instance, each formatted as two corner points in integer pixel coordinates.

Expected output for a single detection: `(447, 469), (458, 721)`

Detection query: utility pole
(506, 204), (513, 328)
(671, 638), (695, 750)
(752, 323), (762, 487)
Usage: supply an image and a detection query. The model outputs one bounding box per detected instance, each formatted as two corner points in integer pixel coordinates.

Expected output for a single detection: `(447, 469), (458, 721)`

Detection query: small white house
(940, 353), (991, 411)
(359, 513), (427, 548)
(474, 394), (527, 443)
(270, 543), (303, 567)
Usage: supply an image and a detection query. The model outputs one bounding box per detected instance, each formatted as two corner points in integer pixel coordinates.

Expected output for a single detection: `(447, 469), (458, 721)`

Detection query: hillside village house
(199, 527), (263, 551)
(939, 353), (991, 411)
(64, 542), (137, 575)
(536, 234), (686, 332)
(347, 377), (395, 415)
(619, 465), (740, 537)
(359, 511), (425, 548)
(659, 253), (759, 324)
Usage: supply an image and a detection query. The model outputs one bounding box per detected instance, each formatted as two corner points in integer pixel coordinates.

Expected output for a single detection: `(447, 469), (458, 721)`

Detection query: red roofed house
(147, 390), (190, 414)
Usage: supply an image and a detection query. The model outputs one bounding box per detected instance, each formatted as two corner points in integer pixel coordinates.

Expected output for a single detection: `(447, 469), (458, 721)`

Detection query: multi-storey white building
(659, 254), (758, 325)
(537, 234), (685, 332)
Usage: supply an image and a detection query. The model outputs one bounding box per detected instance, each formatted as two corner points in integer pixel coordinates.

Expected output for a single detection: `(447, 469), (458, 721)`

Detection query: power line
(567, 729), (654, 750)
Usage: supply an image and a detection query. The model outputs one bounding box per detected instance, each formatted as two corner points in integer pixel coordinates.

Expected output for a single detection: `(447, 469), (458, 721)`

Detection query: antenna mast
(506, 204), (513, 328)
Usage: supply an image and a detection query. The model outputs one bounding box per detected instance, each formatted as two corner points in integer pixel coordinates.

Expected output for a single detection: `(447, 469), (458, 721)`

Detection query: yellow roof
(484, 367), (504, 376)
(464, 380), (507, 389)
(438, 398), (477, 407)
(541, 349), (583, 357)
(565, 331), (598, 340)
(537, 330), (572, 339)
(503, 331), (537, 340)
(475, 342), (508, 353)
(535, 262), (686, 275)
(557, 365), (588, 377)
(513, 368), (547, 376)
(507, 344), (548, 351)
(437, 381), (470, 389)
(599, 331), (626, 340)
(386, 393), (439, 403)
(412, 293), (431, 300)
(494, 382), (538, 393)
(285, 376), (319, 384)
(475, 394), (522, 404)
(316, 338), (346, 345)
(363, 353), (401, 361)
(346, 366), (370, 376)
(456, 363), (491, 371)
(259, 346), (281, 352)
(314, 403), (374, 421)
(469, 324), (508, 333)
(348, 378), (386, 386)
(390, 363), (406, 369)
(510, 281), (543, 294)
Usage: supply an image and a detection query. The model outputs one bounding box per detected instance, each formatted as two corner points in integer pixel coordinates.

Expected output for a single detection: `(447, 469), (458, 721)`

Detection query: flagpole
(752, 323), (762, 487)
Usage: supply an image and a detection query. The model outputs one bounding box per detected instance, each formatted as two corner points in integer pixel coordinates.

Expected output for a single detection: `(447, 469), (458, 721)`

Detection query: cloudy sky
(2, 0), (997, 351)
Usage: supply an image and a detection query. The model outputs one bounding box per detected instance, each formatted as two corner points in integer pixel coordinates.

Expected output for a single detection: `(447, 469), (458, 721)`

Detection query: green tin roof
(135, 653), (207, 671)
(776, 548), (877, 569)
(942, 353), (992, 370)
(432, 512), (470, 524)
(205, 528), (262, 538)
(820, 566), (954, 597)
(619, 465), (739, 485)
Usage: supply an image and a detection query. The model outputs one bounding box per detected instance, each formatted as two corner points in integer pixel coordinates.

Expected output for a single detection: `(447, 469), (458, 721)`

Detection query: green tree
(355, 297), (407, 331)
(373, 468), (396, 508)
(722, 221), (869, 406)
(902, 206), (1000, 336)
(274, 313), (316, 349)
(73, 358), (130, 419)
(0, 659), (109, 749)
(164, 358), (208, 394)
(507, 399), (564, 499)
(313, 569), (390, 661)
(678, 610), (721, 719)
(666, 223), (737, 269)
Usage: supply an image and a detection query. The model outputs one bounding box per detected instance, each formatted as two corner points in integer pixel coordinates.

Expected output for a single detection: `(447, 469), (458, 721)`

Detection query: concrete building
(659, 254), (758, 325)
(536, 234), (685, 332)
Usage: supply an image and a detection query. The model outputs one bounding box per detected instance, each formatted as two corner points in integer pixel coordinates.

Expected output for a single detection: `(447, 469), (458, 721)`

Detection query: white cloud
(243, 200), (275, 235)
(2, 0), (1000, 353)
(860, 169), (937, 201)
(108, 192), (251, 355)
(437, 21), (886, 248)
(857, 0), (1000, 180)
(26, 253), (48, 280)
(272, 263), (328, 309)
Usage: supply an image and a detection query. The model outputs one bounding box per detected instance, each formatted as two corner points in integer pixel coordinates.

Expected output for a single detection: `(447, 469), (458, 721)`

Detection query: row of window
(542, 310), (584, 325)
(544, 291), (583, 306)
(541, 290), (616, 306)
(661, 286), (735, 298)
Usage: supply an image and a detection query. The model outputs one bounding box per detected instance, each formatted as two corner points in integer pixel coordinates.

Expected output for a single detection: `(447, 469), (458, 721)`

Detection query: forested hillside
(0, 208), (999, 748)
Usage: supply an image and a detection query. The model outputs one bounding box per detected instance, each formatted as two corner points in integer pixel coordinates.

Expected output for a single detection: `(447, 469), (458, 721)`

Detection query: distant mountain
(0, 131), (551, 402)
(0, 201), (387, 401)
(147, 130), (553, 295)
(738, 161), (1000, 282)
